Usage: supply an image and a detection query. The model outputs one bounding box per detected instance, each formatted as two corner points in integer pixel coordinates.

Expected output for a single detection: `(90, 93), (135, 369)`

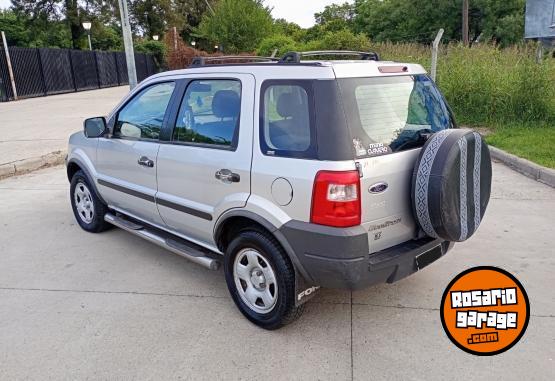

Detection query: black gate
(0, 46), (159, 102)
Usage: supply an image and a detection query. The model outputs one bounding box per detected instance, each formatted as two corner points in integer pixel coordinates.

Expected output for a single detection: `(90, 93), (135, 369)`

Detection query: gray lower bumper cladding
(280, 220), (453, 290)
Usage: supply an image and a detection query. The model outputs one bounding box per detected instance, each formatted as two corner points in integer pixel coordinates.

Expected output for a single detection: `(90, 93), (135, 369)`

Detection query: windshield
(339, 75), (455, 157)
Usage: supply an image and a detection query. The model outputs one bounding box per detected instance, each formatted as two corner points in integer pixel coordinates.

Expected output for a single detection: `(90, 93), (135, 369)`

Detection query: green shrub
(305, 29), (372, 52)
(257, 35), (299, 57)
(135, 40), (167, 68)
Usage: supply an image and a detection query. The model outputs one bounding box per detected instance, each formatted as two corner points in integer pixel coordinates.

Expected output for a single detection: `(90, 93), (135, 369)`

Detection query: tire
(412, 129), (492, 242)
(70, 170), (111, 233)
(224, 229), (304, 330)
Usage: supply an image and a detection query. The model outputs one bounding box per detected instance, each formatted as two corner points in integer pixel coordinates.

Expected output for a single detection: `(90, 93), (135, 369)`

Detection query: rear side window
(173, 79), (241, 148)
(339, 75), (454, 156)
(114, 82), (175, 140)
(260, 81), (315, 158)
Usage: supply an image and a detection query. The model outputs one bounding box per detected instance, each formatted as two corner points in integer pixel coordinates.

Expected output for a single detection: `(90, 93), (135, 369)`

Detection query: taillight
(311, 170), (361, 228)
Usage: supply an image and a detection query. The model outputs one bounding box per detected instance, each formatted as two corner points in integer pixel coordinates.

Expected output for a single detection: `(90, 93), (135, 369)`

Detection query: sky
(0, 0), (348, 28)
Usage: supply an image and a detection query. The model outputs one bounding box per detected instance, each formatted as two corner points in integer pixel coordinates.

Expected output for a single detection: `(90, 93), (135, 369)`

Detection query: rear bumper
(279, 220), (454, 290)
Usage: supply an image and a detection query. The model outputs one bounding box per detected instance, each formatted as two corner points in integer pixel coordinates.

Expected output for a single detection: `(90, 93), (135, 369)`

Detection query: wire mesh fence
(0, 47), (158, 102)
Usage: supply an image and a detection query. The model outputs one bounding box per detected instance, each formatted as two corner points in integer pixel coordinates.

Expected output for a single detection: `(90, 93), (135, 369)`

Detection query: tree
(353, 0), (526, 46)
(131, 0), (176, 39)
(315, 2), (355, 26)
(174, 0), (216, 43)
(197, 0), (274, 53)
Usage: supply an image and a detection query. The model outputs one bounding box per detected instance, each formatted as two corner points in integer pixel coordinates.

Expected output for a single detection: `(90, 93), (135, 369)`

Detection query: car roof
(145, 60), (427, 83)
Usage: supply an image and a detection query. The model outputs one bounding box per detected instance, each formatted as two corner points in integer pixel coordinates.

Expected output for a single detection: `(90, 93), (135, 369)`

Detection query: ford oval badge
(369, 182), (388, 194)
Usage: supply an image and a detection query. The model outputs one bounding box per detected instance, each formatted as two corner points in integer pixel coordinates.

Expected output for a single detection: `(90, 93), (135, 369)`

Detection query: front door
(156, 74), (254, 247)
(96, 81), (177, 225)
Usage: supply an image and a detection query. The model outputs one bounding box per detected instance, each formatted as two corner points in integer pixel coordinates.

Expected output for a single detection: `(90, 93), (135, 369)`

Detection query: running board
(104, 213), (220, 271)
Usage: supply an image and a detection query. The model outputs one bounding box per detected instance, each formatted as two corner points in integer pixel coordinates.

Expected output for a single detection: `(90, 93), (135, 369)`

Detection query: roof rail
(189, 56), (279, 67)
(279, 50), (380, 63)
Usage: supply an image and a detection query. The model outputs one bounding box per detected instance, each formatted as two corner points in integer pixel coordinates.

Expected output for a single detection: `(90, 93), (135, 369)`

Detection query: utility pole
(1, 31), (18, 100)
(117, 0), (137, 90)
(462, 0), (469, 46)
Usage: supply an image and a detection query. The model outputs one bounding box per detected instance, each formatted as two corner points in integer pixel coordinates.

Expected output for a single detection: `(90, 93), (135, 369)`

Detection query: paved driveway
(0, 87), (128, 165)
(0, 163), (553, 380)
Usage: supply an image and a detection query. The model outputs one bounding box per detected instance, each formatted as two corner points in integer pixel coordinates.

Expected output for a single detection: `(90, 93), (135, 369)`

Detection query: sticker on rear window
(367, 143), (392, 157)
(353, 138), (367, 157)
(353, 139), (392, 157)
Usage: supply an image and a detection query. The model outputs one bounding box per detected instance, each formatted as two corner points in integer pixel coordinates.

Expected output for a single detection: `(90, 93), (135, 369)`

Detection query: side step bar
(104, 213), (221, 271)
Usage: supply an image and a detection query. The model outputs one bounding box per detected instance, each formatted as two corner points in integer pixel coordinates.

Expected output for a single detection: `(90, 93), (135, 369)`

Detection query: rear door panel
(155, 73), (255, 247)
(357, 149), (421, 253)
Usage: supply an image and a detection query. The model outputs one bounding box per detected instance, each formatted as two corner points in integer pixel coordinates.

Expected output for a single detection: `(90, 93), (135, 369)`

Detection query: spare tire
(412, 129), (492, 242)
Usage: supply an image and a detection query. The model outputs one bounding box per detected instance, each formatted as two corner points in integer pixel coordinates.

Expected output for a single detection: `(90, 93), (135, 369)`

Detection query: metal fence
(0, 47), (158, 102)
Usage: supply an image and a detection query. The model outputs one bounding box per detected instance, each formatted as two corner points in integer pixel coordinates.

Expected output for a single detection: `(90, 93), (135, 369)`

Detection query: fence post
(431, 28), (444, 82)
(114, 52), (120, 86)
(535, 42), (543, 65)
(36, 48), (48, 96)
(93, 51), (101, 88)
(1, 31), (18, 100)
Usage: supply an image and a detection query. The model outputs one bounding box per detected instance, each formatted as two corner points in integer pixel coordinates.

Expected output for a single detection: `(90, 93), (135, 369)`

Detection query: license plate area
(415, 245), (442, 270)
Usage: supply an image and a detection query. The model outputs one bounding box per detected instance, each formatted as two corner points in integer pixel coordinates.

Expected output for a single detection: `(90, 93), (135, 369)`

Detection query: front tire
(224, 230), (304, 330)
(70, 170), (111, 233)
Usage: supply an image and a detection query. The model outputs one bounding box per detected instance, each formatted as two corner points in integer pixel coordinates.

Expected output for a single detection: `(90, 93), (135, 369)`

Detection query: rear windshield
(339, 75), (455, 157)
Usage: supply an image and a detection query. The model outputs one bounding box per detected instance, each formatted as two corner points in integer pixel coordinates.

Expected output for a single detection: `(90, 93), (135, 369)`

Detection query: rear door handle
(138, 156), (154, 168)
(215, 169), (240, 183)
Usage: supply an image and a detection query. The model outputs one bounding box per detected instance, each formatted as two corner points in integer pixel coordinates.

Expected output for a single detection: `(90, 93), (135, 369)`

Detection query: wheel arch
(66, 158), (107, 205)
(214, 210), (313, 284)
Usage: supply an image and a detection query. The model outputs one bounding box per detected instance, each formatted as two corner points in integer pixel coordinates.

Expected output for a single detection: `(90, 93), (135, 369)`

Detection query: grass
(486, 123), (555, 169)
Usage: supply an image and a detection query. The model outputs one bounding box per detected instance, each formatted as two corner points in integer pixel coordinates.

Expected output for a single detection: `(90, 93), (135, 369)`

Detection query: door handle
(215, 169), (240, 183)
(138, 156), (154, 168)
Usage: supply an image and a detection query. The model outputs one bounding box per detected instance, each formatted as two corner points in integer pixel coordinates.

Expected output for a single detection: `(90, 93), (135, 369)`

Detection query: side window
(261, 82), (313, 157)
(114, 82), (175, 140)
(173, 79), (241, 148)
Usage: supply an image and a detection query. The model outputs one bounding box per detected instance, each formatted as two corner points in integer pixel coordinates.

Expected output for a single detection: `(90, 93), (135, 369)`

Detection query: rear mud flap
(295, 268), (320, 307)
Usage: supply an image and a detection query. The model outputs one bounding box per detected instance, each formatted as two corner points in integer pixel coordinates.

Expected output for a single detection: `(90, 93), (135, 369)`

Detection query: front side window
(173, 79), (241, 148)
(260, 82), (313, 157)
(339, 75), (454, 156)
(114, 82), (175, 140)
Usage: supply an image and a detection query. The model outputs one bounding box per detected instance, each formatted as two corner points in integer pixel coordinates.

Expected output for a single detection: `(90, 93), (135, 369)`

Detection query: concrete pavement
(0, 163), (554, 380)
(0, 87), (129, 166)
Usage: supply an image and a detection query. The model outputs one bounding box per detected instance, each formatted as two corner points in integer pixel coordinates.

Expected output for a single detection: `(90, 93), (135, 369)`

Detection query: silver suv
(67, 51), (492, 329)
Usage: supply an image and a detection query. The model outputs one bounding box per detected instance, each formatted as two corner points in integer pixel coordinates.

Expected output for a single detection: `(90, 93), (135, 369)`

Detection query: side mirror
(84, 117), (107, 138)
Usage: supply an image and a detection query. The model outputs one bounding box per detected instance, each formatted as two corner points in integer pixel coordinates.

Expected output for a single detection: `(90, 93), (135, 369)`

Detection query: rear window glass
(339, 75), (454, 157)
(260, 81), (315, 158)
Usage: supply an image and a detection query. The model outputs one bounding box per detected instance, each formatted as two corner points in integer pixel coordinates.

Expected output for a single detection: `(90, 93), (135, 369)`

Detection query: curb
(0, 150), (67, 181)
(489, 146), (555, 188)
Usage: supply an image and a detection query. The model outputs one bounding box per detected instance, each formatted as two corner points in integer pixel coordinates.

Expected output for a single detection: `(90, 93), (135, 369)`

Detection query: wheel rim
(233, 248), (278, 314)
(74, 182), (95, 224)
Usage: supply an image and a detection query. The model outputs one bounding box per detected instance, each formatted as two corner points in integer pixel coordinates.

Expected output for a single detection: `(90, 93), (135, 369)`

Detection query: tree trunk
(65, 0), (81, 49)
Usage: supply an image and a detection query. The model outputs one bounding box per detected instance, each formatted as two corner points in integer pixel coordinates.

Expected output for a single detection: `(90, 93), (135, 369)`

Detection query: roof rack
(189, 56), (279, 67)
(279, 50), (380, 63)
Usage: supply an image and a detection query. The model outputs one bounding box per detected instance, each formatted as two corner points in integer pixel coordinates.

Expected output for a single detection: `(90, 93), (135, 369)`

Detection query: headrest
(212, 90), (240, 118)
(276, 93), (301, 118)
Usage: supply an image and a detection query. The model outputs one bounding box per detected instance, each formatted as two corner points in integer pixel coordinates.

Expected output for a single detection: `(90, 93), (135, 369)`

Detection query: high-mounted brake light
(311, 171), (361, 228)
(378, 66), (408, 73)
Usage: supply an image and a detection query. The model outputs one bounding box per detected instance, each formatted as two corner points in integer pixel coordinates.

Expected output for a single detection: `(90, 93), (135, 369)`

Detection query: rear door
(156, 74), (254, 247)
(338, 75), (455, 252)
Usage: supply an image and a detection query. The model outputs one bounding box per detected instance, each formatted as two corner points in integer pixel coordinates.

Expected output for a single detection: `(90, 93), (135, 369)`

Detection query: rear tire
(70, 170), (111, 233)
(224, 229), (304, 330)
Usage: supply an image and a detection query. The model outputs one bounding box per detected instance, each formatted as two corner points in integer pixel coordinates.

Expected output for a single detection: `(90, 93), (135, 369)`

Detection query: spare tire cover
(412, 129), (492, 242)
